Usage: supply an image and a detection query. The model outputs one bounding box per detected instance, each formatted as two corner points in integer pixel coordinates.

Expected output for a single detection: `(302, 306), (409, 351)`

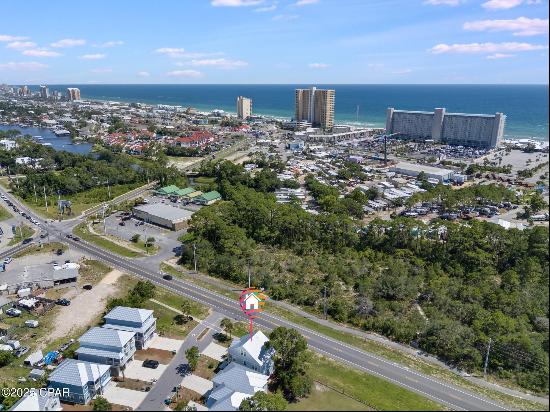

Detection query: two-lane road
(0, 187), (511, 411)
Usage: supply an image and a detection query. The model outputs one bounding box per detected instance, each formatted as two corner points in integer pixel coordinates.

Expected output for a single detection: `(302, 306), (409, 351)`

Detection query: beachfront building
(385, 107), (505, 149)
(295, 87), (335, 130)
(66, 88), (81, 101)
(237, 96), (252, 120)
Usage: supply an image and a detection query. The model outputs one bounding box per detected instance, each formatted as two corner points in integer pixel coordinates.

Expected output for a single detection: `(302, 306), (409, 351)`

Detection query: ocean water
(34, 84), (548, 141)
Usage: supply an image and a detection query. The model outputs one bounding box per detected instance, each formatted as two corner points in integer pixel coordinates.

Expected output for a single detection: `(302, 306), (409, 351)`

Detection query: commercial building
(195, 190), (222, 205)
(390, 162), (455, 182)
(133, 203), (194, 230)
(385, 107), (505, 149)
(237, 96), (252, 120)
(295, 87), (335, 130)
(66, 87), (81, 101)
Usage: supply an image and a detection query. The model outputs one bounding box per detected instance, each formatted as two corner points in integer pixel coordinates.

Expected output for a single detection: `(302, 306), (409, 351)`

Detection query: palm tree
(220, 318), (234, 339)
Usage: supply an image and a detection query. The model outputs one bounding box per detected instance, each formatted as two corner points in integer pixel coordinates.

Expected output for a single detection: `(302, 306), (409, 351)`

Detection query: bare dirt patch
(134, 347), (175, 364)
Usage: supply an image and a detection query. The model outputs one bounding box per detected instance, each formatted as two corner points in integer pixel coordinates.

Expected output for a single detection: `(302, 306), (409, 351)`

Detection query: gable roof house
(76, 327), (136, 376)
(102, 306), (156, 350)
(9, 390), (62, 411)
(227, 330), (274, 376)
(207, 362), (269, 411)
(47, 359), (111, 405)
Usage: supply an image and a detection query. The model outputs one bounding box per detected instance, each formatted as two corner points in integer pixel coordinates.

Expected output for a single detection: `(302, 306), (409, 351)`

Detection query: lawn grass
(287, 384), (371, 411)
(143, 300), (198, 340)
(74, 222), (143, 258)
(7, 224), (34, 245)
(13, 241), (67, 258)
(78, 259), (112, 286)
(307, 355), (445, 411)
(6, 183), (142, 221)
(193, 176), (216, 185)
(0, 204), (12, 221)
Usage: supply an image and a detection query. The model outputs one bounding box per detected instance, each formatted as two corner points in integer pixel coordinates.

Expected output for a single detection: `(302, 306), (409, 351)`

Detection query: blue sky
(0, 0), (548, 84)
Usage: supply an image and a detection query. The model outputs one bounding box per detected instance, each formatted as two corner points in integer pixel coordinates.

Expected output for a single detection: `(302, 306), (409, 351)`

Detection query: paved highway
(0, 188), (512, 411)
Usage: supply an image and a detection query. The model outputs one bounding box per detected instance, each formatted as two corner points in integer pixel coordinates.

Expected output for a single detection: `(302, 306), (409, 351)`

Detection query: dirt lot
(60, 402), (130, 411)
(45, 269), (123, 344)
(114, 377), (152, 392)
(134, 347), (175, 364)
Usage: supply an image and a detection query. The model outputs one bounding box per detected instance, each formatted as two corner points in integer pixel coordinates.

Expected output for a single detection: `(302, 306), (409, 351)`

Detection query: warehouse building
(133, 203), (194, 230)
(390, 162), (455, 183)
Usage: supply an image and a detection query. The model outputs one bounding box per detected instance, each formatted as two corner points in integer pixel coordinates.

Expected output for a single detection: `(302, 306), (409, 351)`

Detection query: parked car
(6, 308), (22, 317)
(15, 346), (29, 357)
(143, 359), (159, 369)
(4, 257), (12, 264)
(83, 284), (93, 290)
(56, 299), (71, 306)
(56, 249), (63, 256)
(119, 221), (126, 226)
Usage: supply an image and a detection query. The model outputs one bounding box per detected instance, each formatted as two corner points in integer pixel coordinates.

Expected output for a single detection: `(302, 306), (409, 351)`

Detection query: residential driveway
(180, 374), (213, 396)
(124, 359), (168, 381)
(103, 382), (148, 409)
(149, 336), (184, 352)
(201, 342), (227, 361)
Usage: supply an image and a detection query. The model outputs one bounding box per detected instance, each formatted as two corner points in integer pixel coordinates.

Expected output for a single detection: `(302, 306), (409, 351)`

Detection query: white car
(4, 257), (13, 264)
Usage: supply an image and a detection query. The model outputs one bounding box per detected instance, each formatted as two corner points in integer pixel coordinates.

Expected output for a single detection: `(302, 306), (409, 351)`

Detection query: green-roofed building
(174, 187), (196, 197)
(195, 190), (222, 205)
(155, 185), (180, 196)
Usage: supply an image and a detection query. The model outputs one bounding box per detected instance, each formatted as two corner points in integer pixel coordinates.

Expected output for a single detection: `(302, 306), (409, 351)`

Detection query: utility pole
(483, 338), (492, 378)
(102, 205), (106, 234)
(323, 286), (328, 320)
(193, 243), (197, 273)
(247, 258), (252, 288)
(43, 186), (48, 211)
(33, 184), (37, 204)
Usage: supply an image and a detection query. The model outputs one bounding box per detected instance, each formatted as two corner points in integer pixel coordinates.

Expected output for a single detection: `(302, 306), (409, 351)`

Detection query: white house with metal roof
(227, 330), (274, 375)
(207, 362), (269, 411)
(9, 390), (61, 411)
(47, 359), (111, 405)
(102, 306), (156, 349)
(76, 327), (136, 376)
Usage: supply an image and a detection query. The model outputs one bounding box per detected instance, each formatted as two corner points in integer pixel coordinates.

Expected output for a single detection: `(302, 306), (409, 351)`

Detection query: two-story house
(207, 362), (269, 411)
(9, 390), (62, 411)
(76, 327), (136, 376)
(103, 306), (156, 350)
(47, 359), (111, 405)
(227, 330), (275, 376)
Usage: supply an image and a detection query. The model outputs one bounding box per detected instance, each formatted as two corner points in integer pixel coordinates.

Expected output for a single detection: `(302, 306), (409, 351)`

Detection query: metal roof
(198, 191), (222, 201)
(134, 203), (194, 222)
(104, 306), (153, 324)
(212, 363), (268, 395)
(79, 326), (135, 348)
(48, 359), (110, 387)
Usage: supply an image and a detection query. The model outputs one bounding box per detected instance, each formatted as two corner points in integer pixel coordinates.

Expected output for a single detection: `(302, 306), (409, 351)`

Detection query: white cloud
(272, 14), (299, 21)
(22, 49), (62, 57)
(486, 53), (516, 59)
(423, 0), (463, 5)
(138, 71), (151, 77)
(429, 42), (547, 54)
(156, 47), (186, 58)
(94, 40), (124, 48)
(183, 58), (248, 69)
(51, 38), (86, 48)
(482, 0), (523, 10)
(90, 68), (113, 73)
(464, 17), (548, 36)
(391, 68), (413, 74)
(80, 53), (106, 60)
(294, 0), (319, 5)
(309, 62), (329, 68)
(0, 35), (28, 42)
(0, 61), (48, 70)
(211, 0), (263, 6)
(255, 4), (277, 11)
(166, 69), (203, 78)
(6, 41), (37, 49)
